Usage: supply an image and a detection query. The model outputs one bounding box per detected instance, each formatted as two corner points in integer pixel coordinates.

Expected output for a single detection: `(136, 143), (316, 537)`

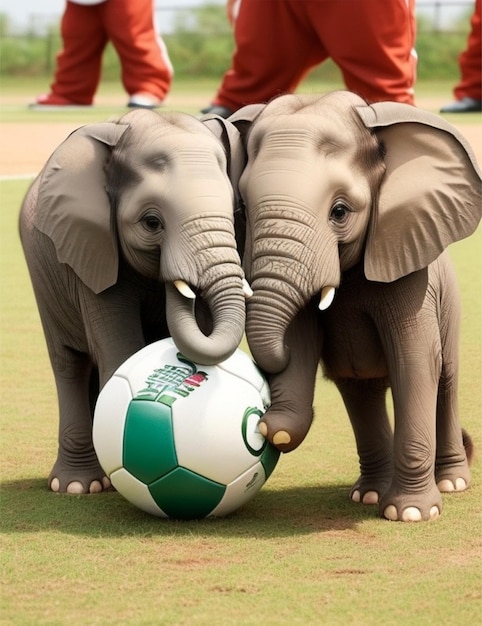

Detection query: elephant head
(235, 91), (482, 373)
(34, 108), (249, 365)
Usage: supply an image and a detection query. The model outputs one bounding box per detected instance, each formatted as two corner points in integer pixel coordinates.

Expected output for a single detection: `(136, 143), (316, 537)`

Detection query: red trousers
(50, 0), (173, 104)
(214, 0), (417, 109)
(454, 0), (481, 101)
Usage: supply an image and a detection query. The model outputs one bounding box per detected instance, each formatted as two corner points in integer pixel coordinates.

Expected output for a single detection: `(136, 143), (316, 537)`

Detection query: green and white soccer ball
(93, 338), (280, 519)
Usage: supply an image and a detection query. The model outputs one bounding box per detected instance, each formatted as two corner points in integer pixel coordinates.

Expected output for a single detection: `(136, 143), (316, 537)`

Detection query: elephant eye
(142, 213), (163, 232)
(330, 202), (349, 223)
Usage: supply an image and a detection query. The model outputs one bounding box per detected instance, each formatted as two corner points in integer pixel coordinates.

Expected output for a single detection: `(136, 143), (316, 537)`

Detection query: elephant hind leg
(434, 258), (471, 493)
(435, 428), (472, 493)
(463, 429), (474, 464)
(336, 377), (393, 505)
(434, 371), (472, 494)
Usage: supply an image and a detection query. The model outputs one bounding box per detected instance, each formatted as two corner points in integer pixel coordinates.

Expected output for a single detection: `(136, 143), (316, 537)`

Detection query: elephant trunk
(164, 215), (247, 365)
(246, 284), (297, 373)
(245, 227), (340, 374)
(166, 281), (246, 365)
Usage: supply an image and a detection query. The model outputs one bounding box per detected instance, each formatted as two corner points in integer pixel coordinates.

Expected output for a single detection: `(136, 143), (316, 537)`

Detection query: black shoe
(440, 97), (482, 113)
(200, 104), (234, 119)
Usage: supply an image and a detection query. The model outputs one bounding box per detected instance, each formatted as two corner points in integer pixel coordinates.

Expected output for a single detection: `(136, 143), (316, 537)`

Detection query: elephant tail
(462, 428), (474, 465)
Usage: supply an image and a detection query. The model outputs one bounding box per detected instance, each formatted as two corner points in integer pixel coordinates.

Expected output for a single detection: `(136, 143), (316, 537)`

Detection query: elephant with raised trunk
(233, 91), (481, 521)
(20, 108), (249, 495)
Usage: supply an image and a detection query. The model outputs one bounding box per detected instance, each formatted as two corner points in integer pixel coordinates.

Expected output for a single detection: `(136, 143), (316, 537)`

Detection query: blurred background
(0, 0), (475, 83)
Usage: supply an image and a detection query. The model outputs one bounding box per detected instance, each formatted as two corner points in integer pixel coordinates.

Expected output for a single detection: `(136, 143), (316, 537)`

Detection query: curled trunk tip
(165, 282), (246, 366)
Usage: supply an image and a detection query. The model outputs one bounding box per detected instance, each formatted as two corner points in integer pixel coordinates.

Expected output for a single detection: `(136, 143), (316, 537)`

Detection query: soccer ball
(93, 338), (280, 519)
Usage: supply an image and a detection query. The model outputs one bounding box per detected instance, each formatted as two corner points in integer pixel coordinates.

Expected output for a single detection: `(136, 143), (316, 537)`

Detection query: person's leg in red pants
(204, 0), (416, 115)
(44, 2), (107, 105)
(455, 0), (482, 101)
(102, 0), (173, 102)
(316, 0), (417, 105)
(441, 0), (481, 112)
(207, 0), (329, 113)
(34, 0), (173, 107)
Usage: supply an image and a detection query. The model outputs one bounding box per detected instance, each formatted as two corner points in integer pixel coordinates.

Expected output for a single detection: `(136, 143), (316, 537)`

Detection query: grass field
(1, 78), (481, 625)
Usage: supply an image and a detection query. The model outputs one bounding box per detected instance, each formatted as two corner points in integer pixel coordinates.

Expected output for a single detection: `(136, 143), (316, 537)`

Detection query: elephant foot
(48, 455), (111, 494)
(350, 473), (392, 505)
(435, 458), (471, 494)
(50, 476), (111, 494)
(351, 489), (380, 505)
(258, 422), (292, 447)
(383, 504), (440, 522)
(379, 483), (443, 522)
(258, 406), (314, 452)
(437, 477), (469, 492)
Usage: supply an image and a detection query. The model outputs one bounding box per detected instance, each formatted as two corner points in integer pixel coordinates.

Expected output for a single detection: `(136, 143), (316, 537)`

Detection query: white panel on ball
(216, 350), (267, 393)
(113, 338), (177, 396)
(172, 368), (267, 484)
(110, 467), (167, 517)
(210, 462), (267, 516)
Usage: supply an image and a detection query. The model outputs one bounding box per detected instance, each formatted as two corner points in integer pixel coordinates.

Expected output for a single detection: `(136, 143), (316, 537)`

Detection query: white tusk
(319, 286), (336, 311)
(243, 278), (253, 299)
(173, 279), (196, 300)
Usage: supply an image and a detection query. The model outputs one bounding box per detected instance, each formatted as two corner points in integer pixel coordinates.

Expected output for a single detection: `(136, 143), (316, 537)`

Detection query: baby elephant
(232, 91), (481, 521)
(20, 109), (248, 495)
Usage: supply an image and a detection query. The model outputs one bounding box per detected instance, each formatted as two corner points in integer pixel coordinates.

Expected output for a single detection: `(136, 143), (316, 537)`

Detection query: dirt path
(1, 95), (480, 177)
(0, 91), (208, 177)
(0, 123), (89, 176)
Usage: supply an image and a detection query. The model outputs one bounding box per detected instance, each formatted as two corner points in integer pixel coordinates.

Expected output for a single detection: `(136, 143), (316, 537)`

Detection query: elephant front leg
(49, 353), (111, 494)
(380, 335), (443, 522)
(257, 306), (323, 452)
(335, 378), (393, 505)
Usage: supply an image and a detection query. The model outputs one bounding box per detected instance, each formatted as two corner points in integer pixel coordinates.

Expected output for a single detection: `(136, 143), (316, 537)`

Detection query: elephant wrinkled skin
(19, 109), (247, 495)
(233, 91), (481, 521)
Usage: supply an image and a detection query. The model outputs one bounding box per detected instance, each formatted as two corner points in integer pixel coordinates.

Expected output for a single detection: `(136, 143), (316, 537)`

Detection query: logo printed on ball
(244, 471), (262, 493)
(136, 353), (208, 407)
(242, 407), (268, 456)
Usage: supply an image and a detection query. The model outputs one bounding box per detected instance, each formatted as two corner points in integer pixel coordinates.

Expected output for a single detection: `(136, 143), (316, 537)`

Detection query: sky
(0, 0), (223, 33)
(0, 0), (473, 33)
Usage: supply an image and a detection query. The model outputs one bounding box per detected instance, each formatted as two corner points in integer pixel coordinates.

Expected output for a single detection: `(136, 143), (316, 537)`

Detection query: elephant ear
(35, 122), (128, 294)
(202, 104), (266, 184)
(201, 115), (247, 196)
(356, 102), (482, 283)
(228, 103), (266, 143)
(202, 112), (264, 259)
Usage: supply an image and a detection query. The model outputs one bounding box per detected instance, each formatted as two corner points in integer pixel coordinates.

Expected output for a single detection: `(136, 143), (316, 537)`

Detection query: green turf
(2, 76), (482, 122)
(0, 76), (222, 121)
(1, 148), (481, 623)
